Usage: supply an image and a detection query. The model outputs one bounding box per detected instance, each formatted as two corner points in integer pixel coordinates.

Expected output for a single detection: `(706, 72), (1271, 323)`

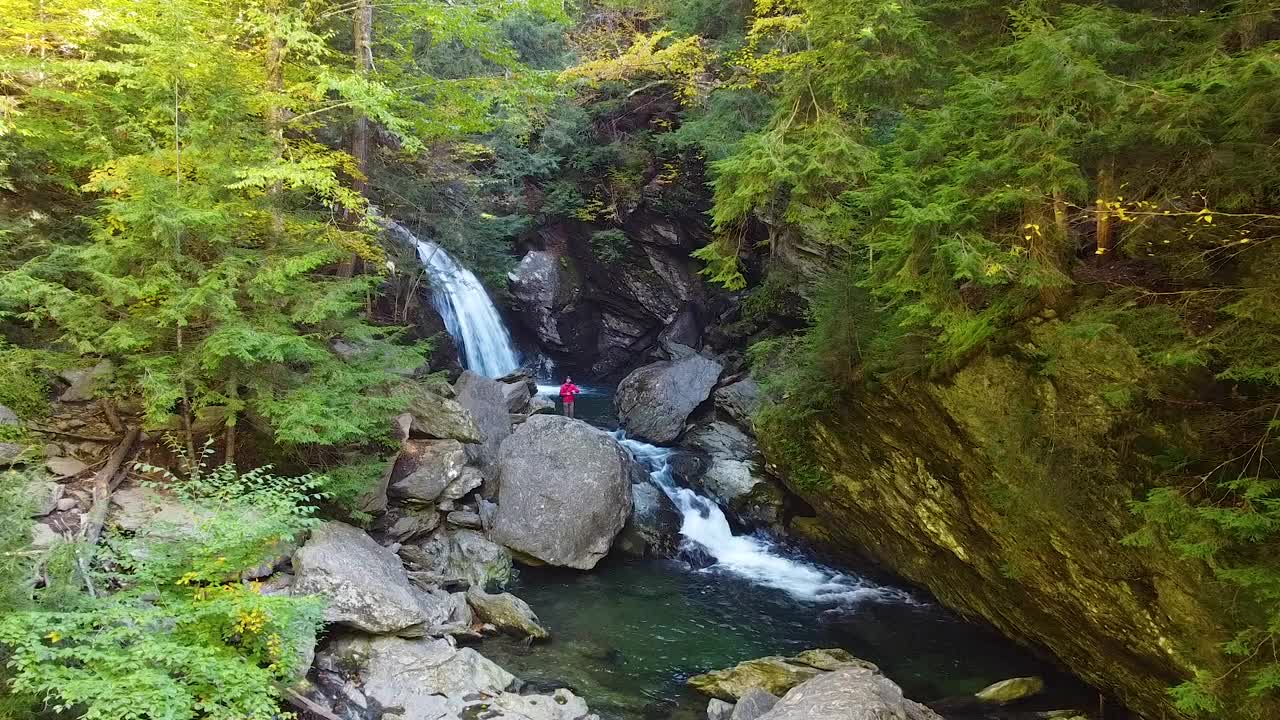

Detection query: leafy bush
(590, 229), (631, 264)
(0, 453), (327, 720)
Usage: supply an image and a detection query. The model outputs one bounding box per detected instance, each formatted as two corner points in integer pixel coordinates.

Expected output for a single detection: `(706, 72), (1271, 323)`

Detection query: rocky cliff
(759, 322), (1257, 720)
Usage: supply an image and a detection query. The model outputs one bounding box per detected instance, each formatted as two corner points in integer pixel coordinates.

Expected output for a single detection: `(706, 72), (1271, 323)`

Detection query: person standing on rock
(559, 377), (581, 418)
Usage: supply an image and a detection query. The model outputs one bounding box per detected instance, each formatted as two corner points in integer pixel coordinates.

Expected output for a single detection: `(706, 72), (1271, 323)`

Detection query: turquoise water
(477, 558), (1093, 720)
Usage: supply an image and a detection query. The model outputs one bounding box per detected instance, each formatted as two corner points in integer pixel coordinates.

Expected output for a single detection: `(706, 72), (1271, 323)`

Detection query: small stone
(55, 497), (79, 512)
(975, 676), (1045, 705)
(0, 443), (26, 466)
(0, 405), (18, 426)
(447, 510), (483, 529)
(29, 481), (64, 517)
(730, 689), (778, 720)
(45, 457), (89, 478)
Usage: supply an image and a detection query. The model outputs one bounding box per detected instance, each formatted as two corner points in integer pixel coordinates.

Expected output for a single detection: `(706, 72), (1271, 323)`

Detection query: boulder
(0, 405), (17, 426)
(714, 378), (762, 430)
(755, 666), (941, 720)
(528, 395), (556, 415)
(441, 465), (484, 502)
(322, 633), (515, 717)
(491, 416), (633, 569)
(401, 528), (514, 589)
(974, 676), (1045, 704)
(707, 699), (735, 720)
(616, 354), (722, 444)
(689, 649), (874, 701)
(455, 371), (512, 472)
(500, 380), (533, 413)
(45, 456), (88, 479)
(732, 689), (779, 720)
(447, 510), (483, 529)
(466, 587), (550, 639)
(684, 422), (785, 528)
(387, 439), (467, 504)
(480, 689), (596, 720)
(58, 359), (114, 402)
(108, 485), (200, 534)
(30, 522), (60, 550)
(616, 481), (681, 557)
(406, 387), (483, 443)
(0, 442), (25, 466)
(291, 521), (449, 635)
(378, 508), (441, 543)
(28, 480), (64, 517)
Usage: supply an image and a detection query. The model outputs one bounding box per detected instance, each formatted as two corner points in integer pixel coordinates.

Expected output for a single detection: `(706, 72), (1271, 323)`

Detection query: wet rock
(406, 386), (483, 443)
(714, 378), (761, 430)
(731, 689), (779, 720)
(388, 439), (467, 504)
(707, 699), (735, 720)
(616, 354), (722, 444)
(616, 481), (681, 557)
(481, 689), (597, 720)
(58, 359), (114, 402)
(45, 457), (88, 479)
(975, 676), (1045, 705)
(466, 587), (550, 639)
(688, 649), (874, 701)
(492, 415), (633, 569)
(291, 521), (449, 635)
(756, 665), (940, 720)
(684, 423), (785, 528)
(455, 371), (513, 472)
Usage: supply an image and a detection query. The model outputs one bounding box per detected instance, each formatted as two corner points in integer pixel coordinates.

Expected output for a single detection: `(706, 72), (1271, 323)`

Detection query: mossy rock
(687, 649), (875, 701)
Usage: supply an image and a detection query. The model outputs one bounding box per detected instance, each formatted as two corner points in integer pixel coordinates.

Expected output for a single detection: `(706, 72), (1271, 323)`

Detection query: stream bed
(481, 384), (1094, 720)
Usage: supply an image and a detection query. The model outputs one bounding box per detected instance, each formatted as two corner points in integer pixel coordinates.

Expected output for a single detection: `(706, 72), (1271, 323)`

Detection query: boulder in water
(755, 665), (941, 720)
(684, 422), (785, 528)
(688, 649), (875, 701)
(466, 587), (550, 639)
(974, 676), (1045, 704)
(616, 354), (723, 444)
(491, 415), (633, 569)
(616, 481), (681, 557)
(387, 439), (468, 504)
(291, 521), (450, 635)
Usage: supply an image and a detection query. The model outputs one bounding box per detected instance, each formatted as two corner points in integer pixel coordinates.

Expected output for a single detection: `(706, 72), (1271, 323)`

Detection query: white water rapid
(616, 432), (917, 608)
(385, 220), (520, 378)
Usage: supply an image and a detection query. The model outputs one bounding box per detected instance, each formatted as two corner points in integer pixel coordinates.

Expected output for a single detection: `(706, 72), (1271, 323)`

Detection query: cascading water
(384, 220), (520, 378)
(615, 432), (916, 608)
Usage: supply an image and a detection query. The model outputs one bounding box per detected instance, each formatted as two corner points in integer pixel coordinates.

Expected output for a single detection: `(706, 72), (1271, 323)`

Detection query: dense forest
(2, 0), (1280, 719)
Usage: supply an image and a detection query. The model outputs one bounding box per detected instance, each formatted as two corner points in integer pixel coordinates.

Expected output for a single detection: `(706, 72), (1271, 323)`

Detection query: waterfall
(616, 433), (917, 607)
(384, 220), (520, 378)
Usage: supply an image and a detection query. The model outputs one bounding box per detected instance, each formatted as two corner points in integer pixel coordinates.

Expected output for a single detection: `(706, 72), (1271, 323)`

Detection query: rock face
(292, 521), (448, 635)
(491, 415), (634, 569)
(387, 439), (468, 504)
(688, 649), (874, 702)
(714, 377), (761, 428)
(616, 354), (722, 444)
(755, 666), (941, 720)
(762, 331), (1261, 720)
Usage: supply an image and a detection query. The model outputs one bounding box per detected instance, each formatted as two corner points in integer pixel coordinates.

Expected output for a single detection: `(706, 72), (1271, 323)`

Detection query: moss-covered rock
(764, 323), (1257, 719)
(687, 649), (875, 701)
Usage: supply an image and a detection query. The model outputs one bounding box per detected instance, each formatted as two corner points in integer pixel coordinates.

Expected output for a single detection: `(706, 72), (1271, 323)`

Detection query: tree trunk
(223, 378), (238, 468)
(267, 0), (286, 240)
(1095, 158), (1115, 257)
(338, 0), (374, 278)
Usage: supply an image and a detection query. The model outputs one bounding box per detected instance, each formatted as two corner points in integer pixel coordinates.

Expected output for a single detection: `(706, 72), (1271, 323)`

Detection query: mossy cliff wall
(763, 322), (1249, 720)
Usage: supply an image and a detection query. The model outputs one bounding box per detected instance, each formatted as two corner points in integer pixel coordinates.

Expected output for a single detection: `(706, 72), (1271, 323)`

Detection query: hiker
(559, 376), (581, 418)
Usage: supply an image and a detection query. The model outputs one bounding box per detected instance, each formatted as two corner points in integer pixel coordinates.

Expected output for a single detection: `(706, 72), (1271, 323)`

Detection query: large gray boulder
(689, 649), (875, 701)
(615, 354), (723, 444)
(756, 665), (941, 720)
(292, 522), (450, 635)
(58, 360), (113, 402)
(455, 371), (512, 472)
(387, 439), (468, 504)
(491, 415), (633, 569)
(400, 528), (513, 589)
